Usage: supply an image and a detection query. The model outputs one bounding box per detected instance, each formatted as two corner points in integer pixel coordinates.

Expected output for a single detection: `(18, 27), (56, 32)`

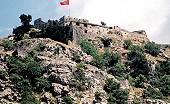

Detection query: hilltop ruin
(34, 16), (149, 45)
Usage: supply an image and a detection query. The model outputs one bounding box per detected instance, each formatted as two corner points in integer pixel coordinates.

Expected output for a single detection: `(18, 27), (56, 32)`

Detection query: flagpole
(69, 0), (70, 16)
(68, 5), (70, 16)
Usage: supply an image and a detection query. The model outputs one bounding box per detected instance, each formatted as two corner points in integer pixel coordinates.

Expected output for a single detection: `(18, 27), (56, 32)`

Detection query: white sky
(58, 0), (170, 44)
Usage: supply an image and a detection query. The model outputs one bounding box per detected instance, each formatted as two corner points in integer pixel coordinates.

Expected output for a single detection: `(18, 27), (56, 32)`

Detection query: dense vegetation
(7, 55), (49, 104)
(104, 79), (129, 104)
(144, 42), (160, 56)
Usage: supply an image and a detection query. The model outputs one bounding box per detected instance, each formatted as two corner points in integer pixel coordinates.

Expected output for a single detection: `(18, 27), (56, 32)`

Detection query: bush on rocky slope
(0, 40), (13, 51)
(144, 42), (160, 56)
(104, 79), (128, 104)
(123, 39), (132, 49)
(6, 54), (50, 103)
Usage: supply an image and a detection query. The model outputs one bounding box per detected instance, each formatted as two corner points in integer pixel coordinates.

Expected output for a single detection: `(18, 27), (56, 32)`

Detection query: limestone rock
(145, 99), (169, 104)
(51, 83), (69, 97)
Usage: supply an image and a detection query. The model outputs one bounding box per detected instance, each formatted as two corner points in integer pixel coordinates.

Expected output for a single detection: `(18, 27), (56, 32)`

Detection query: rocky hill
(0, 14), (170, 104)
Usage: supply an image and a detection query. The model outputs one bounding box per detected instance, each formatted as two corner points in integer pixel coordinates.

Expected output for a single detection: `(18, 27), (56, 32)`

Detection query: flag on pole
(60, 0), (69, 5)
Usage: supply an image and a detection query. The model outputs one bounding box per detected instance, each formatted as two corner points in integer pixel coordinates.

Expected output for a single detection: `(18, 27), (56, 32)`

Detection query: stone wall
(34, 16), (149, 45)
(63, 16), (149, 44)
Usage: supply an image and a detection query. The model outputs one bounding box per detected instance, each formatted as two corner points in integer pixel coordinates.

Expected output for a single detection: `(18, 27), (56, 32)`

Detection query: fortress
(34, 16), (149, 45)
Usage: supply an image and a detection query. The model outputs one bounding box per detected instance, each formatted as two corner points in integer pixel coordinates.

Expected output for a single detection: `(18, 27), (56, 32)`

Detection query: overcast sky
(0, 0), (170, 43)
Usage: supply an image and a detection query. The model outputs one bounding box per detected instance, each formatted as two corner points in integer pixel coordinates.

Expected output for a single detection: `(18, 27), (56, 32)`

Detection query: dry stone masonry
(34, 16), (149, 45)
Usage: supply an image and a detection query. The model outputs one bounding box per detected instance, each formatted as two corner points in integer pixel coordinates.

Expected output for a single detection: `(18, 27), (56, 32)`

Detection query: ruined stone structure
(34, 16), (149, 45)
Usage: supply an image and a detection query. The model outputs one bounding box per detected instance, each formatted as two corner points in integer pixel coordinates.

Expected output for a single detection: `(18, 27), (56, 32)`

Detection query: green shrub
(104, 79), (128, 104)
(95, 91), (102, 102)
(9, 74), (23, 84)
(101, 38), (112, 47)
(123, 39), (132, 49)
(102, 49), (121, 68)
(71, 64), (91, 91)
(1, 40), (13, 50)
(143, 86), (163, 99)
(91, 55), (104, 68)
(159, 75), (170, 96)
(6, 45), (48, 103)
(144, 42), (160, 56)
(134, 74), (147, 88)
(104, 79), (120, 93)
(21, 91), (40, 104)
(76, 62), (86, 70)
(72, 52), (81, 63)
(0, 70), (8, 80)
(156, 59), (170, 76)
(33, 77), (51, 92)
(80, 39), (105, 68)
(35, 43), (46, 51)
(102, 48), (111, 67)
(107, 89), (128, 104)
(10, 74), (32, 92)
(108, 63), (126, 78)
(129, 45), (144, 52)
(80, 39), (98, 58)
(54, 47), (60, 55)
(7, 56), (44, 80)
(109, 52), (121, 67)
(127, 50), (150, 77)
(18, 79), (32, 91)
(62, 96), (73, 104)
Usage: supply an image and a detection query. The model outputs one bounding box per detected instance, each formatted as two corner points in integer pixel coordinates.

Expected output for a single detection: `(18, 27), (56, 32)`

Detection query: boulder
(51, 83), (69, 97)
(41, 92), (53, 103)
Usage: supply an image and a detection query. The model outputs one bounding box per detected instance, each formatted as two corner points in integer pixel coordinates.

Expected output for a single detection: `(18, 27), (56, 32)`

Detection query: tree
(20, 14), (32, 26)
(101, 21), (106, 26)
(13, 14), (33, 41)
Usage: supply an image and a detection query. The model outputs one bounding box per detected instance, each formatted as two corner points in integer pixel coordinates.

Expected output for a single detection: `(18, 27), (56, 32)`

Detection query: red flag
(60, 0), (69, 5)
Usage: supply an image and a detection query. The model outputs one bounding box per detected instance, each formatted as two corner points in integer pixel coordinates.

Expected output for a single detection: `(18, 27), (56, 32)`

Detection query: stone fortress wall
(34, 16), (149, 45)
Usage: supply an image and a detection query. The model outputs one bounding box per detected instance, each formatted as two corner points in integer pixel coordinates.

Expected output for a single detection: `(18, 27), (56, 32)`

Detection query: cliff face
(0, 16), (170, 104)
